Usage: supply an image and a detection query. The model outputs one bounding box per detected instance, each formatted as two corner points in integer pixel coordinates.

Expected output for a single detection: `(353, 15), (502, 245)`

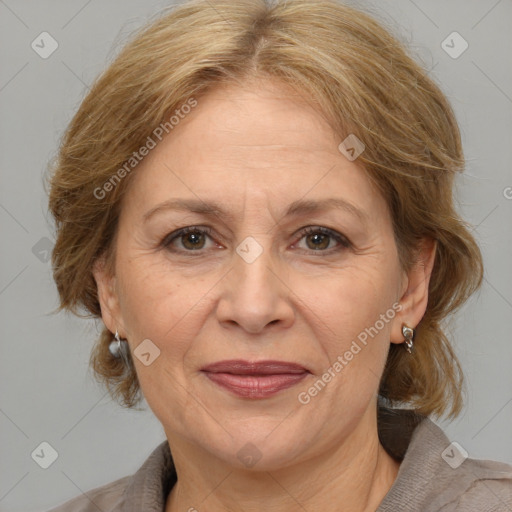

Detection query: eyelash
(161, 225), (351, 255)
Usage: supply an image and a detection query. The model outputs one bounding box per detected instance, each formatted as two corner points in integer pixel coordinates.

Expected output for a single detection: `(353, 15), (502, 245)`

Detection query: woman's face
(95, 79), (429, 470)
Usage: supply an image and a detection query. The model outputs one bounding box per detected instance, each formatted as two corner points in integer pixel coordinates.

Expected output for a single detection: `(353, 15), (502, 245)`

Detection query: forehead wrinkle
(142, 196), (370, 229)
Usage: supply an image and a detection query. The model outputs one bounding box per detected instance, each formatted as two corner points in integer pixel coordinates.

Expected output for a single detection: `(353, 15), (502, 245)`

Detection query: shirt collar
(120, 406), (427, 512)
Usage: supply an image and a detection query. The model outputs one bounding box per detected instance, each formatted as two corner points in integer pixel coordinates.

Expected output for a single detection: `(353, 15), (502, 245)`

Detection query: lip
(201, 359), (309, 374)
(201, 359), (310, 399)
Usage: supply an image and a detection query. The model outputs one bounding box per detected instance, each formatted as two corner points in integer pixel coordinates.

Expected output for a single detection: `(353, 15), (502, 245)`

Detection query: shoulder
(439, 456), (512, 511)
(407, 419), (512, 511)
(46, 476), (131, 512)
(377, 408), (512, 511)
(46, 440), (175, 512)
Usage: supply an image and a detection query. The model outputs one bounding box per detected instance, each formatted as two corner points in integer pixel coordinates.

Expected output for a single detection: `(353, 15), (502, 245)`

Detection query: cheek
(297, 261), (400, 402)
(302, 271), (395, 396)
(305, 262), (397, 340)
(115, 254), (188, 341)
(116, 253), (221, 362)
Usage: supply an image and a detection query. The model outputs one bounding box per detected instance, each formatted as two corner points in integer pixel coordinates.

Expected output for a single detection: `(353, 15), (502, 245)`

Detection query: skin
(94, 78), (436, 512)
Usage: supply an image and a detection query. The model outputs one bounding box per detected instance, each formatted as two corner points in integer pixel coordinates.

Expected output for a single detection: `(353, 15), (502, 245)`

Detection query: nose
(215, 239), (295, 334)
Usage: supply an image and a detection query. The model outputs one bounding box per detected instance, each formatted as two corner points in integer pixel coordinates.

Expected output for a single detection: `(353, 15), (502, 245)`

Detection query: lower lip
(203, 372), (308, 399)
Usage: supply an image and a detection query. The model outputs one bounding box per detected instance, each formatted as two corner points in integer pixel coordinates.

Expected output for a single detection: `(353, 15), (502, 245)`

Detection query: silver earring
(109, 330), (124, 357)
(402, 325), (415, 353)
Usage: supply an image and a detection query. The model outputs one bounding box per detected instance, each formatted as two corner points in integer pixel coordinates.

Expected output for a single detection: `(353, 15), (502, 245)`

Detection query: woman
(46, 0), (512, 510)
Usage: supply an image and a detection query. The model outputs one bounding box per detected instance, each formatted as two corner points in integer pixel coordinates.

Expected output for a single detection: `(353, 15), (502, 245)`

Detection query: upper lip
(201, 360), (309, 375)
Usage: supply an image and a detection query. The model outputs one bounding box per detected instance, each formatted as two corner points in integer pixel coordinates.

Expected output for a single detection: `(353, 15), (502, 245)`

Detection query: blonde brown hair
(47, 0), (483, 418)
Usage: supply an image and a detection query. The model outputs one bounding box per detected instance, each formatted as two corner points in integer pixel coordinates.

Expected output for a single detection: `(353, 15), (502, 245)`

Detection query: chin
(200, 422), (313, 472)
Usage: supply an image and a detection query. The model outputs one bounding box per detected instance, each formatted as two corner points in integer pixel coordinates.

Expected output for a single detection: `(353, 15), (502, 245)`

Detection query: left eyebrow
(143, 197), (369, 226)
(285, 198), (369, 226)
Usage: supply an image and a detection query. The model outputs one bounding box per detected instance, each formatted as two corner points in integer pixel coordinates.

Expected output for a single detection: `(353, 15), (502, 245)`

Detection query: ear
(390, 237), (437, 344)
(92, 255), (125, 338)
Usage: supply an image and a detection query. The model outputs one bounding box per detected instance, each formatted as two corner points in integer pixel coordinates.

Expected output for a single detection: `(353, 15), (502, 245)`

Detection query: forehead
(122, 79), (387, 224)
(176, 80), (342, 164)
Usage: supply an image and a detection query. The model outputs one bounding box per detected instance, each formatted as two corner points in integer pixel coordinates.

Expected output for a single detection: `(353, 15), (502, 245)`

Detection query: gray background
(0, 0), (511, 510)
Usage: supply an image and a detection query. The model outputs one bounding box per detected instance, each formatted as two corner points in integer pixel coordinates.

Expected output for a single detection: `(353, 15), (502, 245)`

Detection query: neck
(165, 409), (400, 512)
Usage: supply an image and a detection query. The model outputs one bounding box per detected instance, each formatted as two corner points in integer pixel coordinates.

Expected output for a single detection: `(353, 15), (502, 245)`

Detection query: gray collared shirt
(47, 409), (512, 511)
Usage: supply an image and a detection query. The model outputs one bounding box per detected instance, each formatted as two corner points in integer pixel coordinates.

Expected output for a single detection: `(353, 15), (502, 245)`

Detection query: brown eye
(180, 230), (206, 250)
(295, 226), (351, 253)
(304, 232), (331, 250)
(162, 225), (350, 255)
(162, 226), (213, 251)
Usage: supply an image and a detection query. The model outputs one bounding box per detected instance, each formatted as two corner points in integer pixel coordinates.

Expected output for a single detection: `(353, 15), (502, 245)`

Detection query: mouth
(200, 360), (310, 399)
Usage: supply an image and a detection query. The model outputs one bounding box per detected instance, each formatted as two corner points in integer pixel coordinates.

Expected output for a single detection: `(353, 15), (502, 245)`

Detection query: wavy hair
(47, 0), (483, 418)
